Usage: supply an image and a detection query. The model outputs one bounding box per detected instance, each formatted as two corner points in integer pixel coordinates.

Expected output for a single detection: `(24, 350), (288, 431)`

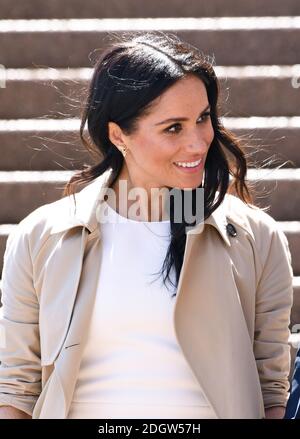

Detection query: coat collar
(50, 167), (236, 246)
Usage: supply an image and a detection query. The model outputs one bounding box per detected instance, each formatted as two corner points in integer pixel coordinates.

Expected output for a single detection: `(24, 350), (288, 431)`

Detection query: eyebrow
(155, 104), (211, 126)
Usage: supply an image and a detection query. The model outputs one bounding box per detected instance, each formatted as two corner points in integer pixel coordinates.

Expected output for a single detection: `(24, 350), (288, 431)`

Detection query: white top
(67, 202), (216, 419)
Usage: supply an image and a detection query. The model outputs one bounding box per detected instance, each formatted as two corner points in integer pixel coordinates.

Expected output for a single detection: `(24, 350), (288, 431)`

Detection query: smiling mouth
(174, 161), (201, 169)
(173, 159), (204, 173)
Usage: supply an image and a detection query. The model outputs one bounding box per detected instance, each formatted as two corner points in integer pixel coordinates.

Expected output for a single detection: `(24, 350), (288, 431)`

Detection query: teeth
(175, 159), (201, 168)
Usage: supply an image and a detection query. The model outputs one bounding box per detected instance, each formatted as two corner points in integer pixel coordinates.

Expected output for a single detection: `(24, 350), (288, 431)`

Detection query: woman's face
(109, 74), (214, 192)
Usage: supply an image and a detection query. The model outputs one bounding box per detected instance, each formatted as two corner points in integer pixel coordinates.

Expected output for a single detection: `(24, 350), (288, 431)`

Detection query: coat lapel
(55, 233), (103, 416)
(38, 227), (89, 366)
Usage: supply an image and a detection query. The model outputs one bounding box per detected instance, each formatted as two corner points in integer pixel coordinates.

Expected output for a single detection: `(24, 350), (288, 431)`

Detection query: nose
(185, 131), (211, 155)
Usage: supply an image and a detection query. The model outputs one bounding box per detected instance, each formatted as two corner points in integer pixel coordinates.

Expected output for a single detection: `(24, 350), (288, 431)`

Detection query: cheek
(134, 137), (170, 167)
(142, 135), (173, 164)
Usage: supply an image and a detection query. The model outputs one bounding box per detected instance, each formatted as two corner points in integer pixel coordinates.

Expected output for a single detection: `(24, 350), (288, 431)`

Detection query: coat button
(226, 223), (237, 237)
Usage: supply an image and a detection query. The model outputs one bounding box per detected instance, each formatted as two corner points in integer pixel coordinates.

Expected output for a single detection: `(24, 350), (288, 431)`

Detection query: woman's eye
(166, 123), (181, 134)
(165, 112), (211, 134)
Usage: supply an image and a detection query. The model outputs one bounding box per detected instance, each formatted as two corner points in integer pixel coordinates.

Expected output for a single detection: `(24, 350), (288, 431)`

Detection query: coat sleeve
(0, 220), (41, 416)
(253, 217), (294, 409)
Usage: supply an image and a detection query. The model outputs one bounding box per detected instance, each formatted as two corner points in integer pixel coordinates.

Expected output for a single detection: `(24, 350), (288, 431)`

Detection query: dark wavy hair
(63, 31), (253, 295)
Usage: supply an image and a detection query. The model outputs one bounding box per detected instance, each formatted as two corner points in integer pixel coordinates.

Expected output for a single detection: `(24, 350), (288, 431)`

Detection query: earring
(119, 145), (128, 158)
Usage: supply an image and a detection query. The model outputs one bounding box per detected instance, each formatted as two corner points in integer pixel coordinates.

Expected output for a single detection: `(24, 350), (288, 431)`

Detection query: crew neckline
(103, 201), (170, 224)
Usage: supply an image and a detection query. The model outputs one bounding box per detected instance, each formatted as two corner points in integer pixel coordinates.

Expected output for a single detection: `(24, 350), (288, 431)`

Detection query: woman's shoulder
(221, 193), (292, 271)
(5, 195), (73, 258)
(222, 192), (285, 243)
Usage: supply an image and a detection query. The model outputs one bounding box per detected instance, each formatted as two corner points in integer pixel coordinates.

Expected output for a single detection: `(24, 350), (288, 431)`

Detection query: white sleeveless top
(67, 202), (217, 419)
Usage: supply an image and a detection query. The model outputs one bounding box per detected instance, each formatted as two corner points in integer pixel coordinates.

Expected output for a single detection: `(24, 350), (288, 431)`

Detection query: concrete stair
(1, 18), (300, 68)
(0, 0), (300, 377)
(2, 0), (300, 19)
(1, 118), (300, 170)
(1, 66), (300, 119)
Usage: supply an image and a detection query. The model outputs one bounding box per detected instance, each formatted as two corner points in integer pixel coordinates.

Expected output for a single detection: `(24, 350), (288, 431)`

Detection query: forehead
(167, 75), (206, 95)
(146, 75), (208, 117)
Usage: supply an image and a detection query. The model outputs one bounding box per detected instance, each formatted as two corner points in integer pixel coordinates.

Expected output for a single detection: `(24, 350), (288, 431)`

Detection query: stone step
(0, 169), (300, 223)
(1, 118), (299, 171)
(1, 67), (300, 119)
(0, 225), (14, 276)
(0, 171), (74, 225)
(227, 117), (300, 169)
(1, 18), (300, 67)
(2, 0), (300, 19)
(0, 119), (95, 171)
(247, 168), (300, 221)
(278, 223), (300, 276)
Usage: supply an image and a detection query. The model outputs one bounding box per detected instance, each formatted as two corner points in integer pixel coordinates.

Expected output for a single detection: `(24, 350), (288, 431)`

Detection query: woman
(0, 31), (294, 419)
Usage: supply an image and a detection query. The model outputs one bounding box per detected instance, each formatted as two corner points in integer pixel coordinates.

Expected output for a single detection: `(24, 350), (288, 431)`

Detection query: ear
(108, 121), (126, 147)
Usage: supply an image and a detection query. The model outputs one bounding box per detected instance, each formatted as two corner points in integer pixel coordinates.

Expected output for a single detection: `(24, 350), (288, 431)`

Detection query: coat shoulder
(222, 193), (283, 242)
(221, 193), (292, 275)
(6, 195), (74, 259)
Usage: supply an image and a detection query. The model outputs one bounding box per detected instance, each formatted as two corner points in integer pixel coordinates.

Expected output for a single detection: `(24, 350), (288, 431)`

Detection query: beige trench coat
(0, 168), (294, 419)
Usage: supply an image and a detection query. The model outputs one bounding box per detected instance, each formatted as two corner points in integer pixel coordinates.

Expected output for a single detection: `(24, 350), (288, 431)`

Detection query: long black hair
(63, 31), (253, 294)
